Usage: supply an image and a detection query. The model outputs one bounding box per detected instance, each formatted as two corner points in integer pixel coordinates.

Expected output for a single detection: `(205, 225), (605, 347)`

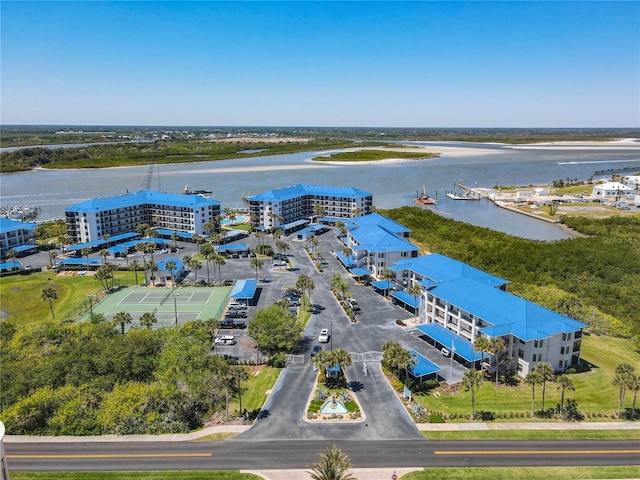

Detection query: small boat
(415, 186), (438, 205)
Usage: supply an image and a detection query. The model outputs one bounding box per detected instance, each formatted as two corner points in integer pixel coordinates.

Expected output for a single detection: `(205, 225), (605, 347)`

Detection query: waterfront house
(592, 182), (633, 200)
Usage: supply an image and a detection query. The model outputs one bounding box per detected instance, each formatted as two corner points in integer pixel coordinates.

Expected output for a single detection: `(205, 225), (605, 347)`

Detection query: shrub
(429, 414), (445, 423)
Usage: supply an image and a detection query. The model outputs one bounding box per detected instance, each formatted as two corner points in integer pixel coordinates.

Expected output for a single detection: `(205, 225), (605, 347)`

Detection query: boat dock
(445, 185), (481, 200)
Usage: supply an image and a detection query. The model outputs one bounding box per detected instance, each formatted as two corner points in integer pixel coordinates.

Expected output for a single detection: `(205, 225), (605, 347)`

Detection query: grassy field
(403, 466), (640, 480)
(11, 472), (260, 480)
(422, 429), (640, 440)
(228, 366), (281, 415)
(413, 334), (640, 421)
(0, 270), (138, 325)
(311, 149), (439, 162)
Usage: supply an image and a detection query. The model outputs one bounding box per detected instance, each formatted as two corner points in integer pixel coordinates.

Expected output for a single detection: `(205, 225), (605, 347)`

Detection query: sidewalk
(417, 421), (640, 431)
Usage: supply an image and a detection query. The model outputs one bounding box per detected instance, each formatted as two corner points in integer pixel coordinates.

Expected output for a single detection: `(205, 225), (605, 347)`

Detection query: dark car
(225, 310), (247, 319)
(310, 345), (322, 359)
(219, 319), (247, 329)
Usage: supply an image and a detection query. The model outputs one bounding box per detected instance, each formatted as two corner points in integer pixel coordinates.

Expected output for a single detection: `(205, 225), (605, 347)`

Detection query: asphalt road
(6, 439), (640, 471)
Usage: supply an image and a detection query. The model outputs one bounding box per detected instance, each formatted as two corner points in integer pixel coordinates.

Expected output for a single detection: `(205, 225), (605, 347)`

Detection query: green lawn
(11, 472), (260, 480)
(0, 270), (138, 325)
(228, 366), (281, 415)
(413, 335), (640, 421)
(422, 429), (640, 440)
(403, 466), (640, 480)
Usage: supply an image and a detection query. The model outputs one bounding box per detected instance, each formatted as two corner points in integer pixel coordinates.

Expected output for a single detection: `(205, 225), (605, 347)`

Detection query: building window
(518, 349), (524, 359)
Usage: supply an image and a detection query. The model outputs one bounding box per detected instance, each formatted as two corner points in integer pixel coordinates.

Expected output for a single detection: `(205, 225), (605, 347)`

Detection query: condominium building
(340, 213), (419, 278)
(248, 184), (372, 232)
(65, 191), (221, 244)
(391, 253), (586, 376)
(0, 218), (37, 259)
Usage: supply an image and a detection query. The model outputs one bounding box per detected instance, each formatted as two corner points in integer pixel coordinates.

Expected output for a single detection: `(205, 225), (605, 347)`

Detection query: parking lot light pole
(330, 320), (333, 352)
(172, 293), (179, 326)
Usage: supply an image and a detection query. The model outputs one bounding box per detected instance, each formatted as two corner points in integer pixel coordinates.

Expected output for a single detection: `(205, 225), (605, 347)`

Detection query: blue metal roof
(157, 257), (183, 274)
(12, 244), (37, 253)
(335, 251), (356, 267)
(349, 267), (372, 276)
(65, 190), (219, 213)
(391, 290), (420, 308)
(59, 258), (102, 266)
(347, 213), (410, 234)
(0, 218), (37, 233)
(0, 261), (22, 270)
(217, 244), (249, 252)
(391, 253), (508, 288)
(109, 232), (140, 242)
(372, 279), (394, 290)
(409, 349), (441, 377)
(249, 184), (372, 202)
(416, 323), (489, 363)
(282, 219), (309, 230)
(67, 239), (107, 251)
(157, 228), (194, 239)
(430, 278), (586, 341)
(230, 279), (259, 299)
(349, 224), (419, 254)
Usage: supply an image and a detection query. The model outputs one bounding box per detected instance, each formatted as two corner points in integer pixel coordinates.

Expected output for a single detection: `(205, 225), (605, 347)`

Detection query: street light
(330, 320), (333, 352)
(172, 293), (179, 326)
(449, 340), (456, 382)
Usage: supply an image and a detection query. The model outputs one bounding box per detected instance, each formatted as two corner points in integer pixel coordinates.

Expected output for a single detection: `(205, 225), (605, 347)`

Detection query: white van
(440, 347), (451, 357)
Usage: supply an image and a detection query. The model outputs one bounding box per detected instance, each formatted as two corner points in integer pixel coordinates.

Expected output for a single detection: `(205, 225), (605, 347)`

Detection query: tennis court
(83, 285), (231, 332)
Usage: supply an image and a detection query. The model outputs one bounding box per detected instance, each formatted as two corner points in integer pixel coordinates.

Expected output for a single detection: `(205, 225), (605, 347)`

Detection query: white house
(592, 182), (633, 199)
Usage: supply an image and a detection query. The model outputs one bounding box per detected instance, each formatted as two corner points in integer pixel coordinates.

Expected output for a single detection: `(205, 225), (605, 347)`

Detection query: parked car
(347, 298), (360, 311)
(218, 318), (247, 329)
(318, 328), (330, 343)
(225, 310), (247, 319)
(287, 299), (300, 307)
(215, 335), (236, 346)
(228, 301), (247, 310)
(310, 345), (322, 359)
(441, 347), (451, 357)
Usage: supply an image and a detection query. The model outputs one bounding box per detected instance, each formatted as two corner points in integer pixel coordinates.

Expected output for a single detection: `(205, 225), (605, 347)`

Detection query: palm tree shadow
(348, 381), (364, 392)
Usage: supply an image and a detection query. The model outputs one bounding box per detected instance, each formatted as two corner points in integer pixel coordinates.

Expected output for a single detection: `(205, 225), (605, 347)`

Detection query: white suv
(228, 301), (247, 310)
(318, 328), (330, 343)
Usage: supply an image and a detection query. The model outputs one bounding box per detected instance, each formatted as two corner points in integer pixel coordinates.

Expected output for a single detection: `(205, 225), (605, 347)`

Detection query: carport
(216, 244), (249, 257)
(281, 219), (309, 235)
(415, 323), (490, 368)
(335, 251), (356, 268)
(230, 278), (259, 302)
(372, 279), (394, 295)
(391, 290), (419, 313)
(349, 267), (372, 279)
(409, 349), (441, 381)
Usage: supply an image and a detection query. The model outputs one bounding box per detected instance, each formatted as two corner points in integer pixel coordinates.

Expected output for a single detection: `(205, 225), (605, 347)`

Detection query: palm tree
(146, 261), (158, 286)
(249, 257), (264, 280)
(139, 311), (157, 329)
(129, 260), (141, 286)
(407, 284), (422, 322)
(255, 230), (266, 246)
(81, 247), (92, 269)
(473, 336), (491, 372)
(535, 362), (555, 413)
(555, 374), (575, 410)
(41, 285), (58, 320)
(99, 248), (109, 265)
(462, 368), (483, 420)
(170, 231), (179, 251)
(113, 311), (132, 334)
(312, 204), (326, 223)
(309, 236), (319, 255)
(101, 233), (111, 247)
(330, 273), (349, 301)
(524, 370), (542, 417)
(189, 258), (202, 283)
(192, 234), (203, 255)
(488, 337), (507, 384)
(203, 219), (217, 237)
(231, 365), (250, 416)
(396, 347), (417, 388)
(165, 260), (177, 286)
(614, 363), (635, 419)
(296, 274), (315, 311)
(212, 253), (226, 283)
(200, 243), (214, 284)
(308, 444), (355, 480)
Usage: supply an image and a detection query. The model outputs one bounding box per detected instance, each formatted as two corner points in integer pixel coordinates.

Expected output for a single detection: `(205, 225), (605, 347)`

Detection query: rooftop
(65, 191), (220, 213)
(249, 184), (372, 202)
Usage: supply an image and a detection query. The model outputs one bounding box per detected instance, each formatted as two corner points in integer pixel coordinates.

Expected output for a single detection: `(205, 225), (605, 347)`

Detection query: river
(1, 140), (638, 241)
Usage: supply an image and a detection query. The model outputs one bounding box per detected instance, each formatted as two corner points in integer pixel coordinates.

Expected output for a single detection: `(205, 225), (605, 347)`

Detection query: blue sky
(1, 1), (638, 127)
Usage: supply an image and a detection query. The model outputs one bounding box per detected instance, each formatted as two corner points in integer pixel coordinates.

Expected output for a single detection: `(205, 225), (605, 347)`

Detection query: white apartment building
(248, 184), (372, 232)
(0, 218), (37, 259)
(65, 191), (221, 244)
(391, 253), (586, 376)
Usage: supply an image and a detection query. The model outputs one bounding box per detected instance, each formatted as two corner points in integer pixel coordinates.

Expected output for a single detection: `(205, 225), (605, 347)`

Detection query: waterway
(1, 141), (638, 241)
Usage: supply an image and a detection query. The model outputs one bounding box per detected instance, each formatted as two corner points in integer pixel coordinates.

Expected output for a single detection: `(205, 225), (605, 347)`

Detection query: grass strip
(312, 149), (438, 162)
(421, 429), (640, 441)
(11, 472), (260, 480)
(403, 466), (640, 480)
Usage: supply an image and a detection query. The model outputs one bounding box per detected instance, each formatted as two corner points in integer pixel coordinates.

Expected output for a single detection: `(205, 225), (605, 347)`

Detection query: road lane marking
(435, 450), (640, 455)
(8, 453), (212, 459)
